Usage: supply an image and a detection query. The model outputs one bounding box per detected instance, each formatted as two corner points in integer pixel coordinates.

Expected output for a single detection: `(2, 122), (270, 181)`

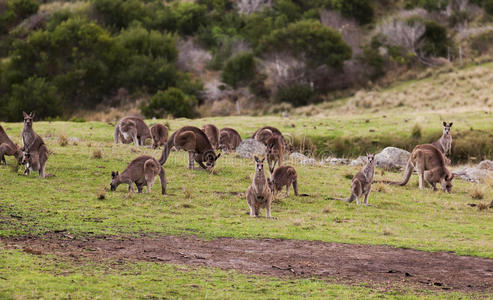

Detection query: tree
(221, 52), (255, 88)
(141, 88), (197, 118)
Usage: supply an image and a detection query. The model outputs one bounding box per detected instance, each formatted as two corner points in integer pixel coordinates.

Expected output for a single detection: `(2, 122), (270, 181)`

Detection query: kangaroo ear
(254, 156), (258, 162)
(449, 122), (453, 127)
(23, 111), (28, 118)
(111, 171), (115, 178)
(116, 171), (119, 176)
(443, 121), (447, 127)
(215, 153), (221, 160)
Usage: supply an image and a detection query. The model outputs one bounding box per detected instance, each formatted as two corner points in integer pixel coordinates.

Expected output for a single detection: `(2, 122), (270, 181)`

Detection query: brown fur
(159, 126), (221, 170)
(270, 165), (298, 197)
(265, 135), (285, 174)
(110, 155), (166, 194)
(252, 126), (284, 145)
(22, 145), (50, 178)
(383, 144), (454, 193)
(246, 156), (273, 218)
(114, 116), (151, 146)
(432, 122), (453, 157)
(0, 125), (23, 165)
(218, 127), (242, 152)
(150, 123), (169, 149)
(328, 153), (376, 205)
(21, 112), (49, 177)
(201, 124), (220, 150)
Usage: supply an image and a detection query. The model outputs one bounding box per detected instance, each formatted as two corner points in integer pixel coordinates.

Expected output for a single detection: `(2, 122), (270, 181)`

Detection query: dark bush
(470, 30), (493, 54)
(11, 0), (38, 19)
(92, 0), (145, 30)
(259, 20), (351, 68)
(174, 2), (208, 36)
(221, 53), (255, 88)
(275, 84), (314, 107)
(483, 0), (493, 15)
(7, 77), (62, 121)
(141, 88), (197, 118)
(421, 20), (450, 57)
(336, 0), (375, 25)
(404, 0), (449, 11)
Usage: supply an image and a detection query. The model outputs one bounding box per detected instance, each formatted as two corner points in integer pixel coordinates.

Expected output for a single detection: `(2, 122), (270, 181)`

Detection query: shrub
(260, 20), (352, 68)
(483, 0), (493, 15)
(404, 0), (449, 11)
(11, 0), (38, 18)
(421, 20), (450, 57)
(92, 0), (145, 30)
(470, 30), (493, 54)
(141, 88), (197, 118)
(275, 84), (314, 107)
(118, 26), (177, 60)
(335, 0), (375, 25)
(221, 53), (255, 88)
(7, 77), (62, 121)
(174, 2), (208, 36)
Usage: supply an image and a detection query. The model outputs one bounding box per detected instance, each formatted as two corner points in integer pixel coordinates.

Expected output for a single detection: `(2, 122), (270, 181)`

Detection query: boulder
(453, 167), (489, 183)
(324, 157), (350, 165)
(350, 156), (366, 166)
(290, 152), (318, 166)
(375, 147), (410, 170)
(236, 138), (266, 159)
(478, 160), (493, 171)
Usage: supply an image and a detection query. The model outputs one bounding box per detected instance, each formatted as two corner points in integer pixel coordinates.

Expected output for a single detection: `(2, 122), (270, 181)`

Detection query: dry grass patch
(469, 185), (485, 200)
(373, 182), (389, 193)
(96, 187), (107, 200)
(57, 133), (68, 147)
(92, 149), (103, 159)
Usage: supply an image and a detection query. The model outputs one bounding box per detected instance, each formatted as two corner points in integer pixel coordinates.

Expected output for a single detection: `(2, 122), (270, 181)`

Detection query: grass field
(1, 109), (493, 298)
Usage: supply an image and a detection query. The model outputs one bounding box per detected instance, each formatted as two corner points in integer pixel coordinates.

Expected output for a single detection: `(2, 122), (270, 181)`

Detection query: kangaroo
(328, 153), (376, 205)
(159, 126), (221, 170)
(218, 127), (242, 152)
(201, 124), (220, 150)
(252, 126), (284, 145)
(0, 125), (23, 165)
(21, 112), (45, 152)
(22, 145), (50, 178)
(110, 155), (166, 194)
(382, 144), (454, 193)
(432, 122), (453, 157)
(150, 123), (169, 149)
(114, 116), (151, 146)
(265, 135), (285, 174)
(246, 156), (274, 218)
(270, 165), (298, 197)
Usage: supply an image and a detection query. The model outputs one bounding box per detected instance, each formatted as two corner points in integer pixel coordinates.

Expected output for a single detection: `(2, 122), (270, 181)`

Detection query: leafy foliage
(141, 87), (197, 118)
(275, 84), (315, 107)
(221, 53), (256, 88)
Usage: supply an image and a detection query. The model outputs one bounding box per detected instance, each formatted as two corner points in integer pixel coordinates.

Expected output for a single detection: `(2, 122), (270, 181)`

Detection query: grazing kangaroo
(22, 146), (50, 177)
(382, 144), (454, 193)
(0, 125), (23, 165)
(246, 156), (274, 218)
(270, 165), (298, 197)
(110, 155), (166, 194)
(265, 135), (285, 174)
(328, 153), (376, 205)
(252, 126), (284, 145)
(21, 112), (49, 178)
(159, 126), (221, 170)
(432, 122), (453, 157)
(201, 124), (220, 150)
(114, 116), (151, 146)
(150, 123), (169, 149)
(218, 127), (242, 152)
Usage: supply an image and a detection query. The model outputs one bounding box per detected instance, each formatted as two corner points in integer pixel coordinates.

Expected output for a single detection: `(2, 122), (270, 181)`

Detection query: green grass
(1, 248), (473, 299)
(1, 112), (492, 298)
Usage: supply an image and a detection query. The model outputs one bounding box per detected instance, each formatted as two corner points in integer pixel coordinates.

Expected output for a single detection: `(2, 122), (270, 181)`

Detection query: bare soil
(3, 233), (493, 293)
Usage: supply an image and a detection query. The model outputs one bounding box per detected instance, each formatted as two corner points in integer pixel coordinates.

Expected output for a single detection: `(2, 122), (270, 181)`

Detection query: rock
(478, 160), (493, 171)
(453, 167), (489, 183)
(69, 137), (81, 143)
(350, 156), (366, 166)
(236, 138), (266, 159)
(324, 157), (350, 165)
(290, 152), (318, 166)
(375, 147), (410, 170)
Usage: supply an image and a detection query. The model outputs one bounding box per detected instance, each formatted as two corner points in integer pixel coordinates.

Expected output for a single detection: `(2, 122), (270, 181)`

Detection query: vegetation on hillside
(2, 0), (493, 120)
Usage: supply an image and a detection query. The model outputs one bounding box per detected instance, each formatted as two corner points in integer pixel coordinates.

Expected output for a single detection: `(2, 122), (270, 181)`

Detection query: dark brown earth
(3, 233), (493, 293)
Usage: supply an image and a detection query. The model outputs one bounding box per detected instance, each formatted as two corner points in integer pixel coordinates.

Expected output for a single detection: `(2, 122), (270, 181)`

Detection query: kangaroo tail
(159, 136), (175, 165)
(293, 179), (299, 196)
(326, 195), (353, 202)
(159, 166), (166, 195)
(379, 159), (414, 186)
(114, 123), (120, 144)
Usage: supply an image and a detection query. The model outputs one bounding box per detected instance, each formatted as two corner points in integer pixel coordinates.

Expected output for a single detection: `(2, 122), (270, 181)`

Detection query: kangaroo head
(14, 147), (23, 165)
(265, 136), (280, 155)
(22, 151), (30, 165)
(442, 122), (453, 136)
(366, 152), (376, 166)
(443, 173), (454, 193)
(110, 171), (119, 191)
(218, 132), (229, 151)
(267, 177), (275, 192)
(254, 156), (265, 172)
(23, 111), (35, 127)
(204, 151), (220, 168)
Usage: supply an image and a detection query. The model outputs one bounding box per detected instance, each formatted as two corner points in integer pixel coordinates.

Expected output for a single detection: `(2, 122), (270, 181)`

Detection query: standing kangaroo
(159, 126), (221, 170)
(0, 125), (23, 165)
(110, 155), (166, 194)
(432, 122), (453, 157)
(270, 165), (298, 197)
(218, 127), (242, 152)
(328, 153), (376, 205)
(201, 124), (220, 150)
(246, 156), (274, 218)
(382, 144), (454, 193)
(265, 135), (285, 174)
(114, 116), (151, 146)
(150, 123), (169, 149)
(21, 112), (49, 178)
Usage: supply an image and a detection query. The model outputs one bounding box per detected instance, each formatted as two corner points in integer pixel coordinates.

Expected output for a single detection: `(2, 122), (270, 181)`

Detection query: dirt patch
(3, 233), (493, 292)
